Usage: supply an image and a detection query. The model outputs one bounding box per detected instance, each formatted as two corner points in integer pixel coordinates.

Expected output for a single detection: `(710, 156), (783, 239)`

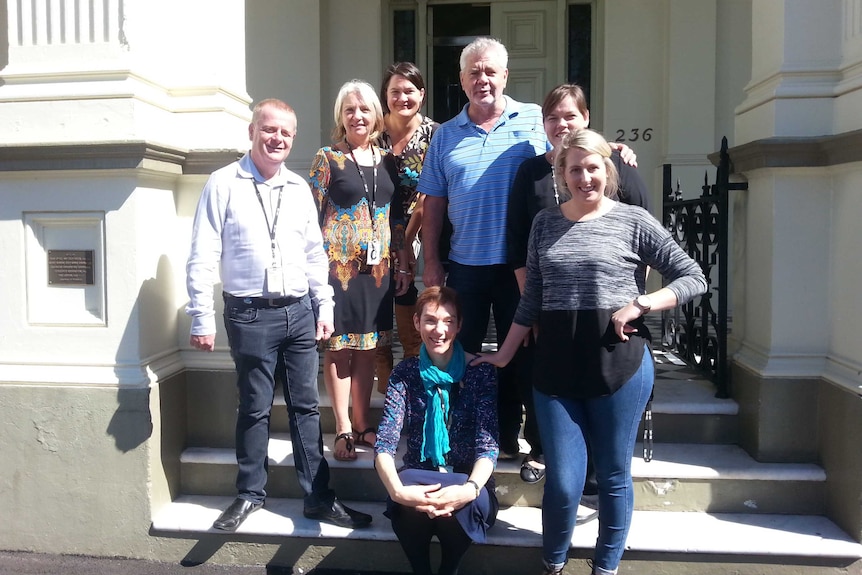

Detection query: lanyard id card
(265, 265), (284, 295)
(253, 180), (286, 296)
(367, 239), (381, 265)
(347, 144), (383, 267)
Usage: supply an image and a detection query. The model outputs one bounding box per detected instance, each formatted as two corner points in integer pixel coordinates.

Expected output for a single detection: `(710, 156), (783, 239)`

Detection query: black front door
(428, 3), (490, 123)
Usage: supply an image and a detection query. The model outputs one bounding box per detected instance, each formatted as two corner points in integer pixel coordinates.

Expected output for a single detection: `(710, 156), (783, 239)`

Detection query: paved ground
(0, 551), (411, 575)
(0, 551), (262, 575)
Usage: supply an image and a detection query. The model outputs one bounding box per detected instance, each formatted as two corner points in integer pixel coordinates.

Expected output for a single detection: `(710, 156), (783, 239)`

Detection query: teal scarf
(418, 341), (466, 467)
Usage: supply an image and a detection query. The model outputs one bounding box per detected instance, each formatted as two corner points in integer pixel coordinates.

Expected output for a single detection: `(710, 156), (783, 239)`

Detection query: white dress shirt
(186, 153), (334, 336)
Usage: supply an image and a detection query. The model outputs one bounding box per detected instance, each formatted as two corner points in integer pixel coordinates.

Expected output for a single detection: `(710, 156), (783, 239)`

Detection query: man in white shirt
(186, 98), (371, 531)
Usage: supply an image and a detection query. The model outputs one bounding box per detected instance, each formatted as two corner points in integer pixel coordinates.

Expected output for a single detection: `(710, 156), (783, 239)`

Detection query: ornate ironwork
(661, 137), (746, 398)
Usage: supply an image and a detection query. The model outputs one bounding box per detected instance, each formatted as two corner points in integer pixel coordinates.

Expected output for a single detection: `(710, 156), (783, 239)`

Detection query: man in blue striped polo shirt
(418, 37), (548, 457)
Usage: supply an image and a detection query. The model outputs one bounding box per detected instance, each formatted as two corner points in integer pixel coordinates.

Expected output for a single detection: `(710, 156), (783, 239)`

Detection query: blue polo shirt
(418, 96), (548, 266)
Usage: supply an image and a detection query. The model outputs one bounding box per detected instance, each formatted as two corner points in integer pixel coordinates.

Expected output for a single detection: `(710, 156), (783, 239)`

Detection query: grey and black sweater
(514, 201), (707, 398)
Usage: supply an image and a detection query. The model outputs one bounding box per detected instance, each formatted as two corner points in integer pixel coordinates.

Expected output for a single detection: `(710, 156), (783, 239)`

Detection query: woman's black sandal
(333, 432), (356, 461)
(353, 427), (377, 448)
(519, 454), (546, 484)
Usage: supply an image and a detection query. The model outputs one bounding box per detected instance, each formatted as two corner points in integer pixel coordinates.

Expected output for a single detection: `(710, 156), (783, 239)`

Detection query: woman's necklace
(548, 152), (561, 205)
(550, 165), (561, 205)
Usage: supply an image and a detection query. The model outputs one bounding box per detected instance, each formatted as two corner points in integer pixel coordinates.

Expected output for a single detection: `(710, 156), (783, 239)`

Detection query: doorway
(429, 3), (490, 122)
(390, 1), (591, 122)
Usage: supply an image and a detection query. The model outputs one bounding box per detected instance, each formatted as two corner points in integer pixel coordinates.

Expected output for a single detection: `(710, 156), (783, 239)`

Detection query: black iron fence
(661, 137), (746, 398)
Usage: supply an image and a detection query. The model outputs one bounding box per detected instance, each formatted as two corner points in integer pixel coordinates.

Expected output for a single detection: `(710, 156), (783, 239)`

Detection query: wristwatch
(633, 295), (652, 314)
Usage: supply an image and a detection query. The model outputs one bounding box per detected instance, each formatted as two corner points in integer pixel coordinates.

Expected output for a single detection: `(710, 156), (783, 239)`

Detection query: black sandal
(519, 454), (546, 484)
(333, 432), (356, 461)
(353, 427), (377, 448)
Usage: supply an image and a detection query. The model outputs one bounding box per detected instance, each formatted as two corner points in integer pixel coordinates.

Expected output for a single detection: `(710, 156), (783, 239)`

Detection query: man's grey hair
(459, 37), (508, 71)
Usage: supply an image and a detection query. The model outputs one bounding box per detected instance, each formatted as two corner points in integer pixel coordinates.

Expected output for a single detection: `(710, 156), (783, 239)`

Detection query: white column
(8, 0), (124, 47)
(732, 0), (857, 385)
(1, 0), (252, 151)
(735, 0), (843, 144)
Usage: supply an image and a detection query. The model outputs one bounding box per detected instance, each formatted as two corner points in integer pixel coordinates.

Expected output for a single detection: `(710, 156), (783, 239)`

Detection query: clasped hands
(392, 482), (477, 519)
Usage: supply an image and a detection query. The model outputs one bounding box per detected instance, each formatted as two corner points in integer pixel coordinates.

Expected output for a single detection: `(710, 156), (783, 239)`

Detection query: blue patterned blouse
(375, 356), (499, 473)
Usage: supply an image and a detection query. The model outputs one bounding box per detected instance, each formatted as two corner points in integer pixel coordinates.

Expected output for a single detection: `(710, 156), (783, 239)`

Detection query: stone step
(151, 495), (862, 574)
(187, 372), (739, 450)
(180, 439), (822, 514)
(294, 369), (738, 443)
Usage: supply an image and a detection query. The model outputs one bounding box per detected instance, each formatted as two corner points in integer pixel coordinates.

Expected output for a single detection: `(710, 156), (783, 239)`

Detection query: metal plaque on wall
(47, 250), (95, 286)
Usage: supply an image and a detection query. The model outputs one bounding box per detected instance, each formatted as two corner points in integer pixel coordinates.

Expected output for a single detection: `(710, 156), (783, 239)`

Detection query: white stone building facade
(0, 0), (860, 564)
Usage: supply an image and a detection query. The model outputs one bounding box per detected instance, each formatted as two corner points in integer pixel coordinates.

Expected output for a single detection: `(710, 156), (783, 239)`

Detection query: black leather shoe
(212, 497), (264, 531)
(519, 454), (546, 484)
(304, 498), (372, 529)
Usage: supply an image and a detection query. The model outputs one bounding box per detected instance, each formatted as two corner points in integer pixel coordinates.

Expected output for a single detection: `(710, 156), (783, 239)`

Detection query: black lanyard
(347, 143), (378, 230)
(252, 180), (283, 264)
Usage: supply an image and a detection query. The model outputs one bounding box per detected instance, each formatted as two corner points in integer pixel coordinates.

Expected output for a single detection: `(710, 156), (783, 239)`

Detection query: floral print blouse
(375, 355), (499, 474)
(378, 115), (438, 250)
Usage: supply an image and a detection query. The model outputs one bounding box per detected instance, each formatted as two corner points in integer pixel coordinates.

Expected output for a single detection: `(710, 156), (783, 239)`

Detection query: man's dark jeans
(223, 294), (332, 507)
(445, 262), (523, 452)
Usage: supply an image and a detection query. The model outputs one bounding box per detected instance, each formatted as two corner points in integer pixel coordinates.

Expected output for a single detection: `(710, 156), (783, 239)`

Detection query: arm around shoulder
(616, 153), (651, 211)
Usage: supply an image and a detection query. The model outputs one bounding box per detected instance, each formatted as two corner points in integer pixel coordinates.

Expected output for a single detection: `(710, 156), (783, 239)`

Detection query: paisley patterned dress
(378, 115), (439, 252)
(309, 146), (399, 351)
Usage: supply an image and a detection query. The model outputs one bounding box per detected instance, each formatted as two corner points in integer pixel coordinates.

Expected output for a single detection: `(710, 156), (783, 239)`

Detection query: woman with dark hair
(479, 129), (707, 575)
(374, 62), (440, 396)
(375, 286), (499, 575)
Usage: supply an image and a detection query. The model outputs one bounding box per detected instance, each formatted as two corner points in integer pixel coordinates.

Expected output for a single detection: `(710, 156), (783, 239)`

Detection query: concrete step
(180, 440), (822, 514)
(151, 495), (862, 574)
(186, 368), (739, 450)
(288, 366), (738, 444)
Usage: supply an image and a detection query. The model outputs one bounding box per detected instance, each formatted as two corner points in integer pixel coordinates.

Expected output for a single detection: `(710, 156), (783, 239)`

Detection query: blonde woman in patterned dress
(309, 80), (405, 461)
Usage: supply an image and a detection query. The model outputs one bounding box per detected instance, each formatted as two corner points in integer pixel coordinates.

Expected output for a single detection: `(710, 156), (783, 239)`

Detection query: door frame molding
(381, 0), (603, 121)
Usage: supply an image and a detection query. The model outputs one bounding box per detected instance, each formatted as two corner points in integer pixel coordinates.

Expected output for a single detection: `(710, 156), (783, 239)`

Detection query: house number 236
(615, 128), (653, 142)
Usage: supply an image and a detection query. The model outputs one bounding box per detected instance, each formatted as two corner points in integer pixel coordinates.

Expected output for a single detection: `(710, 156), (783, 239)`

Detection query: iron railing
(661, 137), (746, 398)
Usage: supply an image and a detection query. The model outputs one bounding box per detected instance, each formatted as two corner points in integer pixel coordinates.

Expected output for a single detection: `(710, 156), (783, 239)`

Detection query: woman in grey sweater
(474, 129), (707, 575)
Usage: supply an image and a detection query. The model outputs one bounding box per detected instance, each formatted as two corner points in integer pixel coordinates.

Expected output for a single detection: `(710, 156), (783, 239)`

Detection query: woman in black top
(479, 129), (706, 575)
(507, 84), (648, 487)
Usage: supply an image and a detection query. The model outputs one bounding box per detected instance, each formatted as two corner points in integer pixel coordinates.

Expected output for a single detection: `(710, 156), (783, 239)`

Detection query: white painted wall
(243, 0), (384, 171)
(319, 0), (385, 142)
(245, 0), (324, 171)
(736, 0), (843, 143)
(1, 0), (251, 150)
(715, 0), (752, 148)
(737, 170), (775, 355)
(0, 0), (258, 387)
(732, 0), (862, 394)
(0, 171), (184, 386)
(828, 163), (862, 392)
(834, 0), (862, 133)
(601, 0), (666, 208)
(602, 1), (748, 210)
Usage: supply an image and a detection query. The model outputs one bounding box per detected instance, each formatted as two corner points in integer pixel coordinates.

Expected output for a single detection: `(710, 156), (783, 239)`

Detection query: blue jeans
(223, 294), (332, 507)
(534, 345), (654, 570)
(445, 262), (523, 450)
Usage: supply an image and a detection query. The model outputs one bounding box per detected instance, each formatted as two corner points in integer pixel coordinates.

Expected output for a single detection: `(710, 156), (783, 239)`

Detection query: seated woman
(374, 286), (499, 575)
